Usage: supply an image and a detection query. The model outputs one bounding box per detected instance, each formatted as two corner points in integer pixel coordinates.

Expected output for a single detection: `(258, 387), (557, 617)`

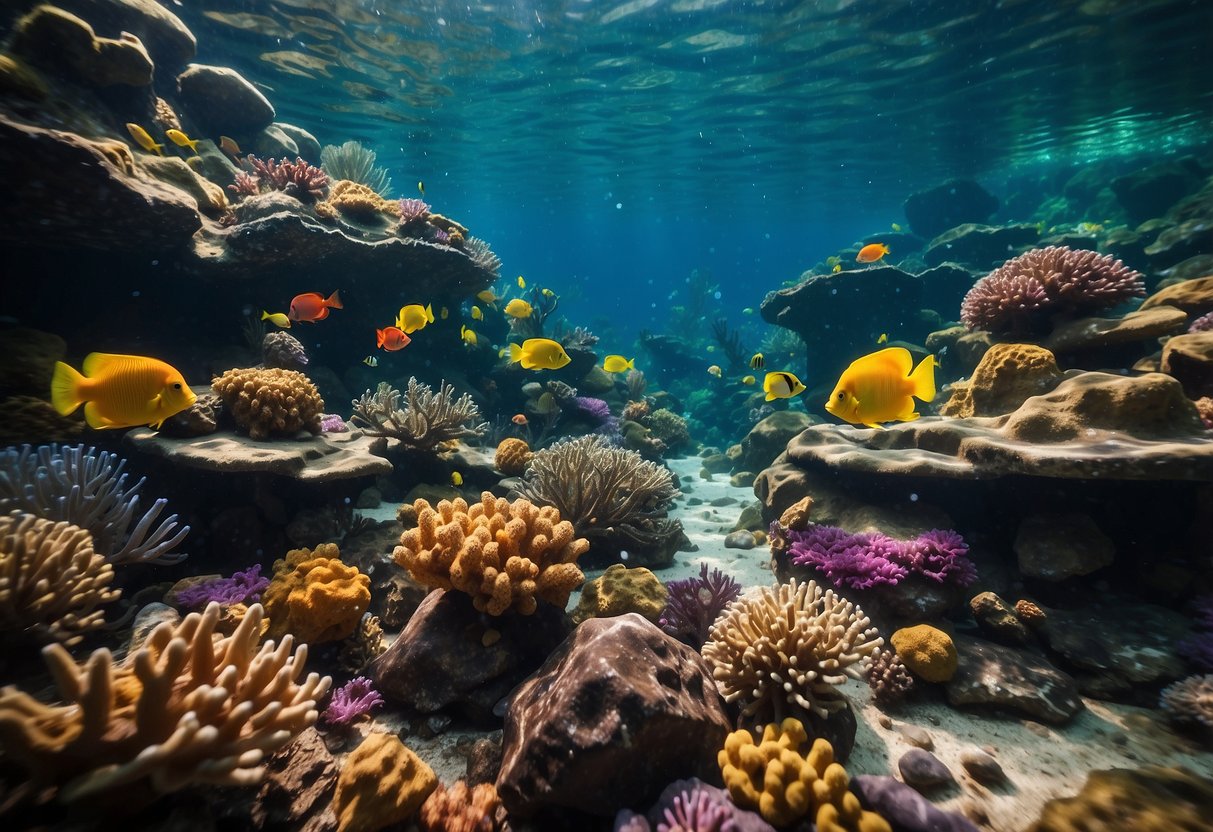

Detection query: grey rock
(898, 748), (953, 790)
(252, 123), (299, 159)
(945, 635), (1083, 725)
(904, 179), (999, 239)
(923, 223), (1039, 269)
(1015, 513), (1114, 581)
(896, 724), (934, 750)
(723, 530), (756, 550)
(177, 63), (275, 138)
(275, 122), (322, 163)
(960, 747), (1006, 785)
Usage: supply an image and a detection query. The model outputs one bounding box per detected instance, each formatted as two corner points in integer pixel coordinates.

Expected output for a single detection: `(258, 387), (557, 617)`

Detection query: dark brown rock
(945, 635), (1083, 725)
(1162, 331), (1213, 399)
(466, 733), (503, 786)
(158, 392), (221, 437)
(11, 6), (154, 88)
(969, 591), (1031, 645)
(736, 411), (814, 473)
(898, 748), (953, 791)
(496, 613), (730, 818)
(1014, 514), (1114, 582)
(176, 63), (275, 138)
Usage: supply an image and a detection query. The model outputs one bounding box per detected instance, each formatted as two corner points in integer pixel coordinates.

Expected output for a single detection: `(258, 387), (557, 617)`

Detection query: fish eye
(836, 392), (845, 400)
(173, 383), (182, 390)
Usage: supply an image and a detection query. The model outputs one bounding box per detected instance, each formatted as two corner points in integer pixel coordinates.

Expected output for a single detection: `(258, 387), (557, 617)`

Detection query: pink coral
(245, 155), (329, 201)
(779, 523), (976, 590)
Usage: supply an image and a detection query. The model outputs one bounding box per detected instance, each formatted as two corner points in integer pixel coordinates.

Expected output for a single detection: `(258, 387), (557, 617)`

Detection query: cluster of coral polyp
(211, 367), (324, 440)
(262, 543), (371, 644)
(395, 492), (588, 616)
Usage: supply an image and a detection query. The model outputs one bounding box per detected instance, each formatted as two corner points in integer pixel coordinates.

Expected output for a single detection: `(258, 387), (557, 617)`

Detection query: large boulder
(1141, 275), (1213, 318)
(945, 635), (1083, 725)
(903, 179), (999, 239)
(176, 63), (275, 138)
(735, 410), (814, 473)
(52, 0), (197, 72)
(10, 5), (153, 88)
(1110, 158), (1207, 225)
(1042, 307), (1187, 369)
(1161, 331), (1213, 399)
(922, 223), (1040, 269)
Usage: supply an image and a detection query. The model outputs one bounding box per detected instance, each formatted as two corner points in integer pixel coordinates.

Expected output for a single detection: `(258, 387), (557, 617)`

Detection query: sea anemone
(322, 676), (385, 726)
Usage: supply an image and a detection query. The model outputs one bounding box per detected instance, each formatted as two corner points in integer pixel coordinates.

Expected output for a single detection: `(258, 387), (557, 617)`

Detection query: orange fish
(376, 326), (411, 351)
(856, 243), (890, 263)
(512, 413), (528, 426)
(51, 353), (196, 430)
(289, 290), (343, 322)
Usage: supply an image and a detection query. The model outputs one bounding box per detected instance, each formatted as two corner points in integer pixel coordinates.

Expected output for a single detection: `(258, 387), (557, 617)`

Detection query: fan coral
(718, 718), (891, 830)
(174, 564), (268, 609)
(320, 140), (391, 196)
(212, 367), (325, 440)
(263, 543), (371, 644)
(659, 562), (742, 649)
(334, 733), (437, 832)
(397, 197), (431, 225)
(395, 492), (588, 616)
(960, 246), (1146, 335)
(245, 155), (329, 201)
(323, 676), (385, 726)
(419, 780), (502, 832)
(0, 444), (189, 565)
(702, 579), (883, 722)
(0, 511), (118, 646)
(324, 179), (399, 221)
(351, 379), (488, 452)
(494, 437), (533, 476)
(866, 647), (914, 709)
(0, 602), (329, 800)
(464, 236), (502, 278)
(1160, 675), (1213, 733)
(781, 523), (976, 590)
(262, 330), (308, 370)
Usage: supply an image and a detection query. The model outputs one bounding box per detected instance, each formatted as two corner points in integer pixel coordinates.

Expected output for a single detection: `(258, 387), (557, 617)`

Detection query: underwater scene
(1, 0), (1213, 829)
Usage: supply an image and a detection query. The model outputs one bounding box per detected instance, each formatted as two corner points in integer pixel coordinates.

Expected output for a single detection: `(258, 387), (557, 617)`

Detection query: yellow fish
(261, 310), (291, 328)
(396, 303), (434, 333)
(440, 306), (449, 320)
(749, 352), (765, 370)
(450, 471), (463, 486)
(517, 275), (526, 289)
(741, 375), (756, 386)
(541, 288), (556, 299)
(603, 355), (635, 373)
(877, 333), (888, 344)
(832, 263), (843, 274)
(707, 365), (722, 378)
(460, 325), (478, 346)
(165, 129), (199, 154)
(477, 289), (499, 304)
(503, 298), (533, 319)
(498, 347), (509, 359)
(508, 338), (570, 370)
(418, 180), (425, 196)
(219, 135), (241, 157)
(52, 353), (195, 430)
(825, 347), (937, 430)
(470, 305), (483, 321)
(891, 222), (902, 232)
(125, 123), (163, 156)
(362, 355), (378, 367)
(742, 307), (754, 315)
(763, 371), (806, 401)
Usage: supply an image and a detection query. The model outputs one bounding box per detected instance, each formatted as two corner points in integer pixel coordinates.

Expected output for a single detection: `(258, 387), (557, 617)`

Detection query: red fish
(511, 413), (528, 426)
(856, 243), (890, 264)
(376, 326), (411, 351)
(289, 290), (343, 322)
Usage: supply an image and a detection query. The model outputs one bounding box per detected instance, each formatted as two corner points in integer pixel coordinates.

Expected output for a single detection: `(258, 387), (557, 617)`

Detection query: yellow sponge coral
(334, 733), (437, 832)
(211, 367), (324, 440)
(395, 492), (587, 616)
(571, 563), (668, 625)
(494, 437), (533, 476)
(263, 543), (370, 644)
(323, 179), (399, 222)
(890, 624), (958, 683)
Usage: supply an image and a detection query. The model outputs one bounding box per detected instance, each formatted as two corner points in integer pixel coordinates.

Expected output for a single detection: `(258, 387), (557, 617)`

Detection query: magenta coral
(245, 155), (329, 201)
(1189, 311), (1213, 333)
(781, 524), (976, 591)
(397, 198), (430, 224)
(658, 787), (738, 832)
(659, 562), (742, 648)
(320, 414), (348, 433)
(176, 564), (269, 609)
(322, 676), (384, 726)
(960, 246), (1145, 335)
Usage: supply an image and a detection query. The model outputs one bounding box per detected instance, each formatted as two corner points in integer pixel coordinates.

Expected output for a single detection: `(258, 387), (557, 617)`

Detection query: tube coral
(351, 379), (488, 452)
(659, 562), (742, 649)
(779, 523), (976, 590)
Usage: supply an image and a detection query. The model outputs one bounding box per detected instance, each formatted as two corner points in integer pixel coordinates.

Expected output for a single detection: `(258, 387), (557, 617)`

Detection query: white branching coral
(0, 511), (119, 646)
(702, 579), (883, 722)
(351, 378), (488, 451)
(0, 602), (330, 801)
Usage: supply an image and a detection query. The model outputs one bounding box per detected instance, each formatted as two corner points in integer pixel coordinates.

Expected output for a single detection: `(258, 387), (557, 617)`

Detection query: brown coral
(494, 437), (533, 476)
(0, 511), (119, 646)
(419, 780), (502, 832)
(0, 602), (329, 800)
(324, 179), (399, 221)
(961, 246), (1146, 335)
(1015, 599), (1047, 626)
(263, 543), (371, 644)
(334, 733), (437, 832)
(395, 492), (587, 616)
(940, 343), (1063, 418)
(212, 367), (324, 440)
(865, 647), (914, 709)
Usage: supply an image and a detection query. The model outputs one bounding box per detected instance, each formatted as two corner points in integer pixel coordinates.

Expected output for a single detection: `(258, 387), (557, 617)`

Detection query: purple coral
(572, 396), (613, 424)
(961, 246), (1145, 335)
(320, 413), (348, 433)
(659, 563), (742, 648)
(397, 198), (430, 224)
(176, 564), (269, 609)
(322, 676), (385, 726)
(245, 155), (329, 201)
(657, 787), (738, 832)
(1189, 311), (1213, 333)
(782, 524), (976, 591)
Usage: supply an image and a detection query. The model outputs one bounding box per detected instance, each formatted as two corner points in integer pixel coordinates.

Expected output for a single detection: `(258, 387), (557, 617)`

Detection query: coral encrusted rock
(211, 367), (324, 440)
(940, 343), (1064, 417)
(263, 543), (371, 644)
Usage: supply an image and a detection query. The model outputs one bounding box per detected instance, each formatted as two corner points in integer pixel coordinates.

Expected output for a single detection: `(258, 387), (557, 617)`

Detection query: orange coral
(494, 437), (533, 476)
(326, 179), (398, 221)
(334, 733), (437, 832)
(395, 492), (587, 616)
(263, 543), (370, 644)
(419, 780), (502, 832)
(1015, 599), (1047, 625)
(211, 367), (324, 440)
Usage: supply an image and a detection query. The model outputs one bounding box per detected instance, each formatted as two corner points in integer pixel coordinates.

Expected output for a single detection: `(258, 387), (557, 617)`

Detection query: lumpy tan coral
(334, 733), (437, 832)
(494, 437), (533, 476)
(321, 179), (399, 221)
(212, 367), (324, 440)
(263, 543), (371, 644)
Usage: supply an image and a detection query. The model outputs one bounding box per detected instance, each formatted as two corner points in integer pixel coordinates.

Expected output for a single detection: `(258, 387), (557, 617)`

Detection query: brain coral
(263, 543), (371, 644)
(494, 437), (533, 476)
(322, 179), (399, 222)
(212, 367), (324, 440)
(890, 625), (958, 683)
(960, 246), (1145, 335)
(395, 491), (587, 616)
(570, 563), (668, 625)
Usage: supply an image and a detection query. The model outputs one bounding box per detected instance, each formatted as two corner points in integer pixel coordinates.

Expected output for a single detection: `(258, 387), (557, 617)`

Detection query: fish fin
(376, 329), (385, 349)
(508, 343), (523, 364)
(186, 139), (199, 153)
(261, 310), (270, 321)
(326, 290), (343, 309)
(314, 306), (329, 320)
(153, 143), (164, 156)
(764, 391), (777, 402)
(899, 410), (921, 423)
(50, 361), (85, 415)
(863, 422), (886, 430)
(868, 347), (912, 375)
(83, 402), (118, 429)
(908, 354), (937, 402)
(425, 303), (434, 323)
(627, 358), (635, 370)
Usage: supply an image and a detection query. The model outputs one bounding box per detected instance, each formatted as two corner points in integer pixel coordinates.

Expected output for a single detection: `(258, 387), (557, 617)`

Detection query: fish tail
(50, 361), (86, 415)
(425, 303), (434, 323)
(326, 290), (343, 309)
(508, 343), (523, 364)
(153, 143), (164, 156)
(186, 138), (199, 153)
(261, 310), (271, 321)
(908, 355), (937, 402)
(376, 329), (385, 349)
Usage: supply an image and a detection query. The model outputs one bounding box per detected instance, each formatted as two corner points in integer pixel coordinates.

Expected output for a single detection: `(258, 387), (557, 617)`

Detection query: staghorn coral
(419, 780), (502, 832)
(323, 179), (400, 221)
(571, 563), (668, 625)
(659, 562), (742, 649)
(320, 140), (391, 196)
(322, 676), (385, 727)
(890, 625), (958, 683)
(395, 492), (587, 616)
(245, 155), (329, 201)
(0, 395), (82, 445)
(0, 602), (329, 800)
(718, 718), (891, 830)
(338, 612), (386, 673)
(464, 236), (502, 278)
(212, 367), (325, 440)
(780, 524), (976, 591)
(865, 647), (914, 709)
(703, 579), (883, 723)
(494, 437), (533, 476)
(262, 330), (309, 370)
(263, 543), (371, 644)
(174, 564), (267, 609)
(0, 444), (188, 565)
(0, 511), (118, 646)
(351, 379), (488, 452)
(335, 733), (437, 832)
(961, 246), (1146, 335)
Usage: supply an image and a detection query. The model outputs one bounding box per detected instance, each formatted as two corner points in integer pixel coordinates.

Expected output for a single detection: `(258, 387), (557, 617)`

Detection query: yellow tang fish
(450, 471), (463, 486)
(891, 222), (902, 232)
(362, 355), (378, 367)
(825, 347), (936, 430)
(517, 275), (526, 289)
(832, 263), (843, 273)
(749, 352), (764, 370)
(477, 289), (499, 304)
(418, 180), (425, 197)
(603, 355), (635, 373)
(396, 303), (434, 333)
(877, 333), (888, 344)
(165, 129), (199, 154)
(440, 306), (449, 320)
(503, 298), (533, 319)
(707, 365), (722, 378)
(763, 371), (806, 401)
(508, 338), (570, 370)
(52, 353), (195, 430)
(261, 310), (291, 329)
(460, 325), (478, 346)
(471, 305), (483, 320)
(741, 375), (756, 386)
(125, 123), (163, 156)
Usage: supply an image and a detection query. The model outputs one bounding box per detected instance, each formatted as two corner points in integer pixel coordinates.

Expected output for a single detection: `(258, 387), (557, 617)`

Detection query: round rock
(897, 748), (954, 791)
(177, 63), (275, 137)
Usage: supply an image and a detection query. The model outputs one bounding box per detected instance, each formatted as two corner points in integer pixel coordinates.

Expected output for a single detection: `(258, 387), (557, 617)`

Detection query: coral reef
(322, 676), (385, 726)
(960, 246), (1145, 335)
(866, 647), (915, 709)
(718, 718), (891, 830)
(212, 367), (325, 440)
(494, 437), (533, 476)
(890, 625), (958, 683)
(0, 511), (118, 646)
(320, 140), (391, 196)
(0, 444), (188, 565)
(334, 733), (437, 832)
(395, 492), (588, 615)
(174, 563), (267, 609)
(702, 579), (883, 722)
(570, 563), (668, 625)
(0, 602), (329, 800)
(244, 155), (329, 201)
(338, 612), (386, 673)
(0, 395), (82, 445)
(262, 330), (308, 370)
(658, 562), (742, 649)
(323, 179), (399, 221)
(464, 236), (502, 278)
(263, 543), (371, 644)
(1027, 766), (1213, 831)
(397, 197), (430, 225)
(779, 524), (976, 591)
(351, 379), (488, 451)
(1189, 310), (1213, 333)
(1159, 675), (1213, 735)
(648, 408), (692, 452)
(419, 781), (502, 832)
